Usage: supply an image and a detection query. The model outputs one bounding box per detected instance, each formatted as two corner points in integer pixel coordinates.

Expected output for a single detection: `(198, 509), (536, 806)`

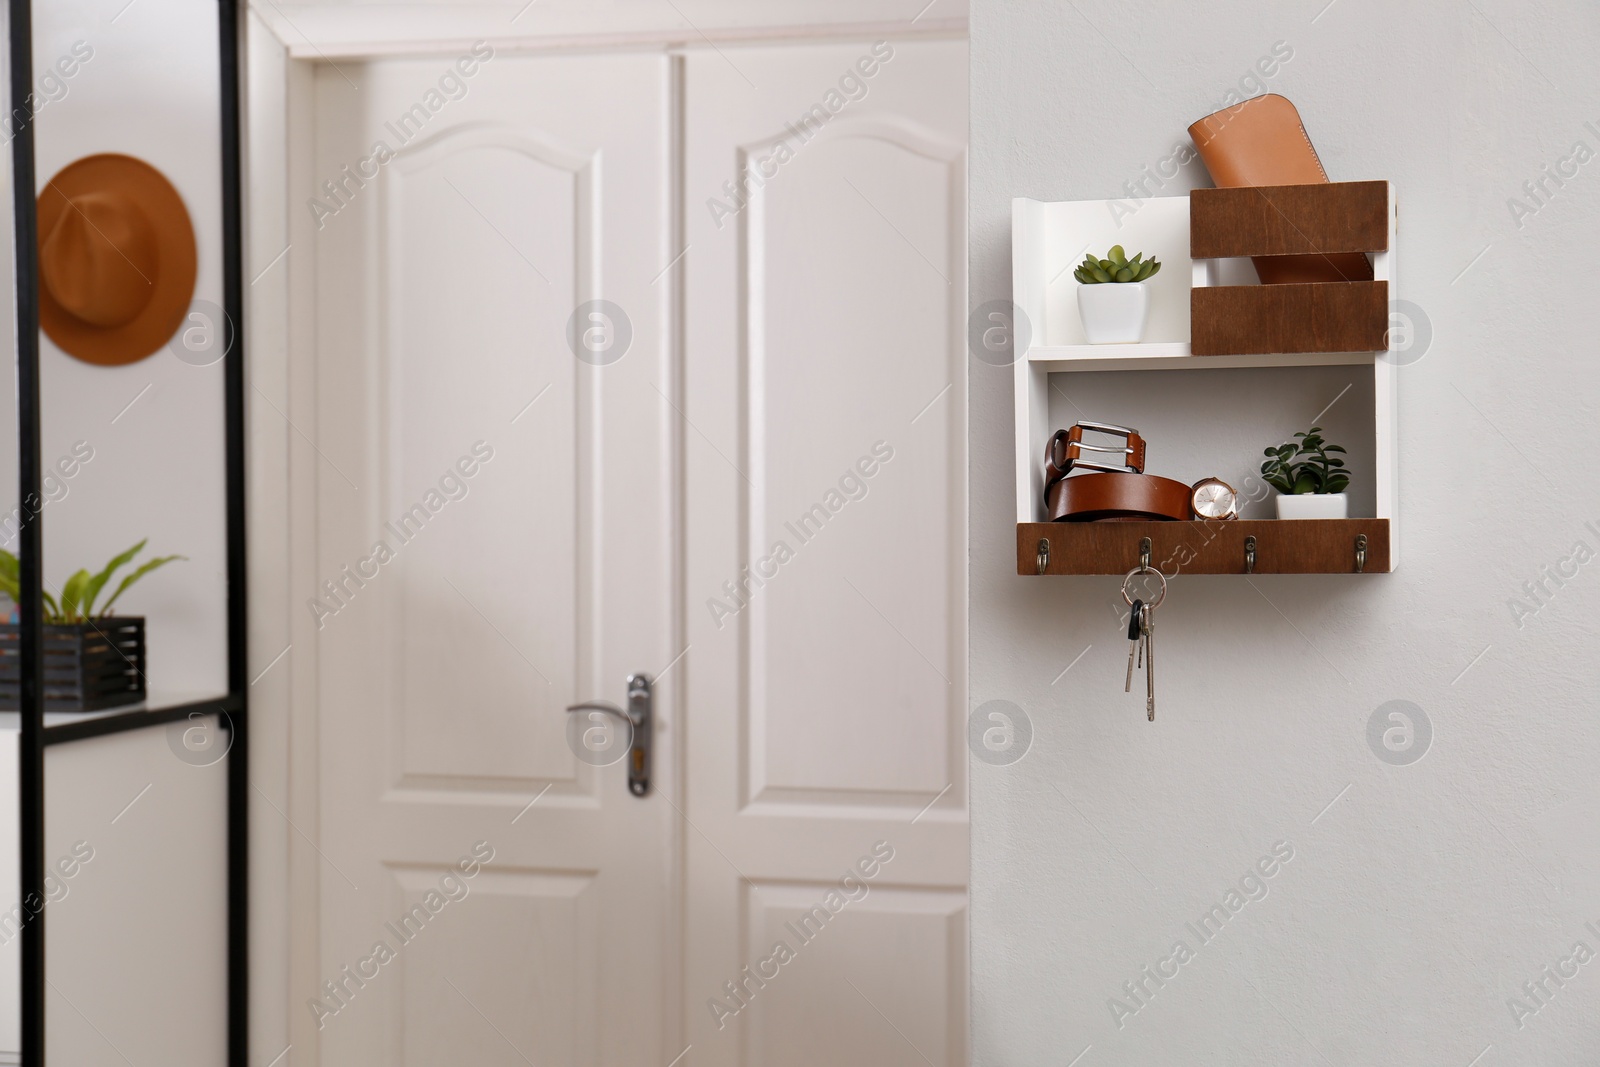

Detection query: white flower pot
(1076, 281), (1150, 344)
(1275, 493), (1348, 519)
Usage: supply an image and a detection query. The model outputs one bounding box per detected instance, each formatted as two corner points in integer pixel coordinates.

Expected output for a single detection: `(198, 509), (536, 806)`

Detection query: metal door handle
(565, 674), (651, 796)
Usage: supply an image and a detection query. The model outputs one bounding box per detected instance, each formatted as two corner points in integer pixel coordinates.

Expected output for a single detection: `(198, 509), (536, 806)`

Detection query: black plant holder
(0, 616), (146, 711)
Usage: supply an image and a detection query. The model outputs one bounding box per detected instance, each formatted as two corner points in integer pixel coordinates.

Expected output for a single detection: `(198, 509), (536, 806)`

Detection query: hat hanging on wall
(36, 153), (197, 366)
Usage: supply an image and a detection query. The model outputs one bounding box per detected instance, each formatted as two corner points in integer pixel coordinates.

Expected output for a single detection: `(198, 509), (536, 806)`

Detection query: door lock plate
(625, 673), (651, 796)
(565, 674), (652, 797)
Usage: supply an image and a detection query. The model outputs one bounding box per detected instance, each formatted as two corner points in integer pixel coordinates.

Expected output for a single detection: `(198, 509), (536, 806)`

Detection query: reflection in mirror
(24, 0), (232, 1063)
(34, 0), (228, 715)
(44, 718), (229, 1063)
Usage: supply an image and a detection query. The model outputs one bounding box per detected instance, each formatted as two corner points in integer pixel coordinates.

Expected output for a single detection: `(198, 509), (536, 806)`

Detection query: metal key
(1124, 600), (1143, 693)
(1119, 557), (1166, 723)
(1140, 603), (1155, 721)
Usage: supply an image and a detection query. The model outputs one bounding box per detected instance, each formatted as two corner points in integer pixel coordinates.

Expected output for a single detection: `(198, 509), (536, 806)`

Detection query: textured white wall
(969, 2), (1600, 1064)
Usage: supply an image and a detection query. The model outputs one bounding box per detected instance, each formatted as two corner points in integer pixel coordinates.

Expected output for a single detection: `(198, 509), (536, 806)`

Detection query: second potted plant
(1074, 245), (1161, 344)
(1261, 426), (1350, 519)
(0, 539), (184, 711)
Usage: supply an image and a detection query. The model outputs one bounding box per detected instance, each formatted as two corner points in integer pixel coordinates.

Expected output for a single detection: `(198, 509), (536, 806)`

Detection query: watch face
(1191, 478), (1238, 519)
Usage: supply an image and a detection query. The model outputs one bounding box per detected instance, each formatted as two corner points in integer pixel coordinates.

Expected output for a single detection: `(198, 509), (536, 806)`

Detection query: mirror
(11, 0), (238, 1061)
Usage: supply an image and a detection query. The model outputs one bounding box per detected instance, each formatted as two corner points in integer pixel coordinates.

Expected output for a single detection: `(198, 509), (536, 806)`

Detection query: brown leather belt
(1045, 422), (1148, 485)
(1046, 471), (1193, 522)
(1042, 422), (1191, 522)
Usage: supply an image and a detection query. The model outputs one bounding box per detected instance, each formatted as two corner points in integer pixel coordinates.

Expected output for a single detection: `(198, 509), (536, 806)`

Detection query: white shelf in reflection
(0, 689), (234, 733)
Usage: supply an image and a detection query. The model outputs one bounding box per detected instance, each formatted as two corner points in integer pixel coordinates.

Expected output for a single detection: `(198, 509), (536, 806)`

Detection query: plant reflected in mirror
(0, 539), (184, 624)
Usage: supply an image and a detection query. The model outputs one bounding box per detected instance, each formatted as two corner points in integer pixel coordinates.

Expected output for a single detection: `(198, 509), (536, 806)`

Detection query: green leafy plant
(1073, 245), (1162, 284)
(0, 540), (185, 624)
(1260, 427), (1350, 495)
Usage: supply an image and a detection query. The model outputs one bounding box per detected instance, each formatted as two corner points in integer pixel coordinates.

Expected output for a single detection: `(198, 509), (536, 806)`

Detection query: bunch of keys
(1120, 561), (1166, 721)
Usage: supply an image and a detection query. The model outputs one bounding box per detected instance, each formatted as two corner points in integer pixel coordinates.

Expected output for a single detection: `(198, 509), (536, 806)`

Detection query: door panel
(685, 39), (969, 1066)
(397, 867), (599, 1066)
(749, 122), (964, 807)
(384, 130), (588, 790)
(312, 52), (674, 1067)
(744, 882), (967, 1067)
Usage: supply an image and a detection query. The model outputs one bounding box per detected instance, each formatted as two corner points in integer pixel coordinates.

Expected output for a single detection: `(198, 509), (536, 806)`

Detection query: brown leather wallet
(1046, 472), (1192, 522)
(1188, 94), (1374, 285)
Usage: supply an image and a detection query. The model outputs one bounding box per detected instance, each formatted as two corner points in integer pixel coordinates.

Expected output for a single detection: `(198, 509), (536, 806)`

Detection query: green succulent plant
(1073, 245), (1162, 284)
(1260, 427), (1350, 495)
(0, 540), (185, 624)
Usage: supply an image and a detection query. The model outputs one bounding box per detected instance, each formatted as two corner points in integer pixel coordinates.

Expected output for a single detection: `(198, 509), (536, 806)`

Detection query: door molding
(244, 11), (316, 1066)
(250, 2), (966, 60)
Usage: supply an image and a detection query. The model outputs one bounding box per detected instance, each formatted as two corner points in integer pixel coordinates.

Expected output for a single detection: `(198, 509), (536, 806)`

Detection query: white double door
(311, 39), (967, 1067)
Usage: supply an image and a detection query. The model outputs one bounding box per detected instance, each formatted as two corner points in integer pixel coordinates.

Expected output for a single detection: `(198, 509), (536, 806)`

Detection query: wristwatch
(1189, 477), (1239, 520)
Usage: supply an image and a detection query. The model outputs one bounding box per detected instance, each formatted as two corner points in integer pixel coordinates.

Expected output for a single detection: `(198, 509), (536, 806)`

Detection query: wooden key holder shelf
(1009, 180), (1399, 576)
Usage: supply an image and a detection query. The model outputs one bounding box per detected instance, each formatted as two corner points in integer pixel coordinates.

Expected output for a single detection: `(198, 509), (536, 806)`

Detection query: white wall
(969, 2), (1600, 1065)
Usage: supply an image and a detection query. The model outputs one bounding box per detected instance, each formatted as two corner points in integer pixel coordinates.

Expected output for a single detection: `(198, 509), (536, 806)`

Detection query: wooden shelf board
(1190, 181), (1391, 258)
(1016, 518), (1391, 576)
(1191, 280), (1389, 356)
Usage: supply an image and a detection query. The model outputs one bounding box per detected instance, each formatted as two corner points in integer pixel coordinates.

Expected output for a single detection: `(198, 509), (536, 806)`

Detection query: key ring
(1120, 565), (1167, 610)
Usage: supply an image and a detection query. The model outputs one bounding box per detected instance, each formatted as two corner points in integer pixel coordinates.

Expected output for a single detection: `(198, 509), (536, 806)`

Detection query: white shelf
(1010, 189), (1399, 569)
(0, 690), (233, 733)
(1031, 340), (1192, 362)
(1028, 343), (1378, 373)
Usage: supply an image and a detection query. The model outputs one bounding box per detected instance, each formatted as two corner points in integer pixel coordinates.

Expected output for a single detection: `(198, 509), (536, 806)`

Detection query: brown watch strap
(1046, 472), (1193, 522)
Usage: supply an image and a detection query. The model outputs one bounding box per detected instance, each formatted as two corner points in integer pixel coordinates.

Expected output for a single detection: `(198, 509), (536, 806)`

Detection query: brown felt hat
(37, 154), (197, 366)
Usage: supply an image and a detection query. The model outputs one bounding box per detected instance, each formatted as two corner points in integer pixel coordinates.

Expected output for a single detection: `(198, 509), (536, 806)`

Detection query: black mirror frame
(6, 1), (248, 1062)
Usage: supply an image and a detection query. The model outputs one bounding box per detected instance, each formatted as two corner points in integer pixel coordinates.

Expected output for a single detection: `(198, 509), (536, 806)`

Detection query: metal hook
(1138, 537), (1151, 572)
(1036, 537), (1050, 575)
(1355, 533), (1367, 574)
(1244, 535), (1257, 574)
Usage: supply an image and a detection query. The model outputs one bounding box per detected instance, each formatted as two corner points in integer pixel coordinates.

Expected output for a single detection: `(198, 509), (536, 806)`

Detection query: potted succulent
(1261, 426), (1350, 519)
(0, 540), (184, 711)
(1073, 245), (1161, 344)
